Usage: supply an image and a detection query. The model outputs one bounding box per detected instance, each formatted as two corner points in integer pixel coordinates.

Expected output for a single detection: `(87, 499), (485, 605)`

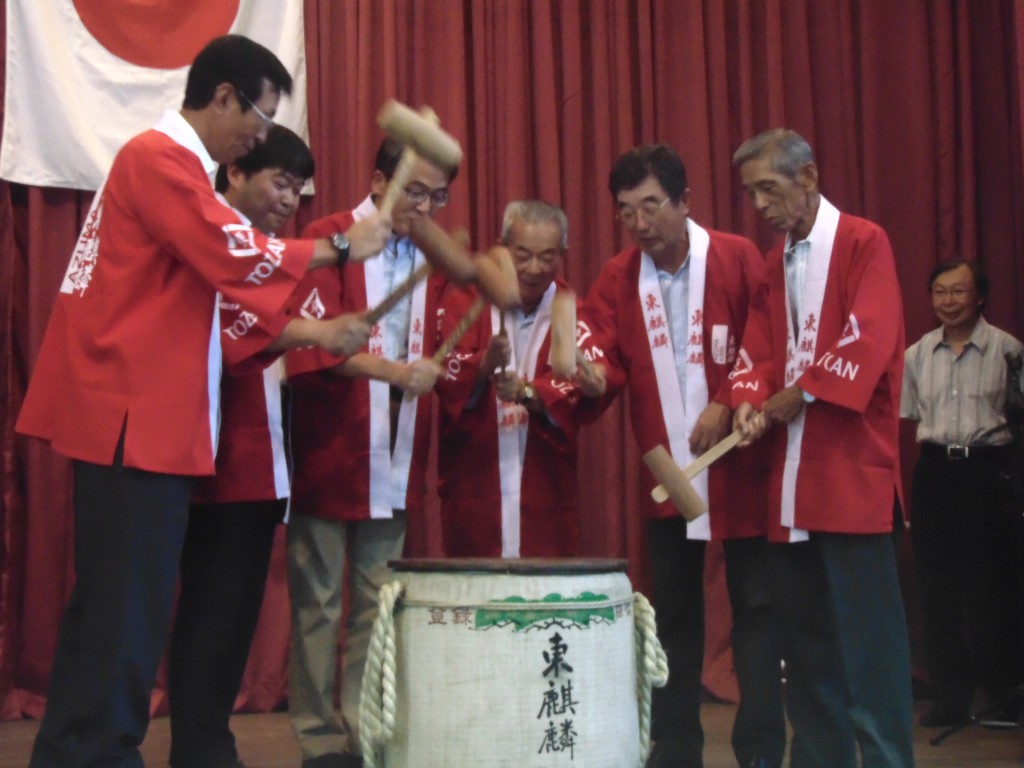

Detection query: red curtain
(2, 0), (1023, 718)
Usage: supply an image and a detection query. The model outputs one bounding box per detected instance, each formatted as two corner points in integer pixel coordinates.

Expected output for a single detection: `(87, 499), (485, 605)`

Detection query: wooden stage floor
(0, 700), (1020, 767)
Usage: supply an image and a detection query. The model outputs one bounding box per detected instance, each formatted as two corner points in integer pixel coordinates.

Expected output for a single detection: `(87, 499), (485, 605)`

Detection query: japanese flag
(0, 0), (307, 191)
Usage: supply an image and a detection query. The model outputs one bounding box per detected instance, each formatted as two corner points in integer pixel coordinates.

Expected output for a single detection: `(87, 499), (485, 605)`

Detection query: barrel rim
(389, 557), (630, 575)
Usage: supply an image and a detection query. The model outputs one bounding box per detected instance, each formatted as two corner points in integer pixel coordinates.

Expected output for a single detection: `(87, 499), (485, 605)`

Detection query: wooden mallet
(407, 217), (478, 284)
(642, 430), (744, 521)
(376, 100), (463, 217)
(476, 245), (521, 313)
(550, 288), (596, 379)
(408, 219), (521, 310)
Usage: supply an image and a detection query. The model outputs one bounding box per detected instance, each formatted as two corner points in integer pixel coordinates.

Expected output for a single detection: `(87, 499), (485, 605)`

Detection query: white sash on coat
(494, 282), (556, 557)
(640, 219), (711, 540)
(356, 196), (428, 519)
(779, 197), (840, 542)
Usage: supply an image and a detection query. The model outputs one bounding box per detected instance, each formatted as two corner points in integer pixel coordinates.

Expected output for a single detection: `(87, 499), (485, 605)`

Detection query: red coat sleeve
(797, 220), (903, 413)
(127, 137), (313, 343)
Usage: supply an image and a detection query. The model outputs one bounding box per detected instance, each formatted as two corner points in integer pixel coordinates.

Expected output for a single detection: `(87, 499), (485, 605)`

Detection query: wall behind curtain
(2, 0), (1022, 718)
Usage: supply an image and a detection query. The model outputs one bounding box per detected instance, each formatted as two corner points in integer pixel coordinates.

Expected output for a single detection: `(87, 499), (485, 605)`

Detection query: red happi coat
(582, 226), (768, 538)
(16, 114), (313, 475)
(285, 204), (440, 521)
(191, 308), (289, 504)
(434, 279), (605, 557)
(728, 202), (904, 537)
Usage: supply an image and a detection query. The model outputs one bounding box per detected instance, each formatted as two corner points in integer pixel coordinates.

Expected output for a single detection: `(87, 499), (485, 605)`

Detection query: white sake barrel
(363, 558), (649, 768)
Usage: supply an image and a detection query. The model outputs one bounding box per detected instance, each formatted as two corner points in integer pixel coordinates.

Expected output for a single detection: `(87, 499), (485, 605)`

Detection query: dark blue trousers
(767, 533), (914, 768)
(30, 458), (192, 768)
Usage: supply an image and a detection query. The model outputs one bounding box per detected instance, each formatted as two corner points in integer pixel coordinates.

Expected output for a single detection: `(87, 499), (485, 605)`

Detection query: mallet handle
(650, 429), (744, 503)
(364, 262), (432, 326)
(377, 147), (417, 218)
(432, 297), (486, 364)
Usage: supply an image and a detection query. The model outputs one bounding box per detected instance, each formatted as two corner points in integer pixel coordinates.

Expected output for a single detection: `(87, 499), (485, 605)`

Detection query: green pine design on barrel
(475, 592), (616, 631)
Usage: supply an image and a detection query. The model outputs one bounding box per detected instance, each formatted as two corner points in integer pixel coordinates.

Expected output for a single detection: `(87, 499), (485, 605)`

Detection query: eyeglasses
(617, 196), (671, 226)
(403, 184), (450, 208)
(236, 88), (274, 131)
(931, 286), (973, 299)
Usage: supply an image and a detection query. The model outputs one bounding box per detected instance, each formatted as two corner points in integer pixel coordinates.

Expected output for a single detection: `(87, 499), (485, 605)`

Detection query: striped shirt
(901, 316), (1023, 446)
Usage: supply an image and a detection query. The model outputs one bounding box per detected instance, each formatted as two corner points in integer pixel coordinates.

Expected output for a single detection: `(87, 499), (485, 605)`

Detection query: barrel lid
(389, 557), (629, 575)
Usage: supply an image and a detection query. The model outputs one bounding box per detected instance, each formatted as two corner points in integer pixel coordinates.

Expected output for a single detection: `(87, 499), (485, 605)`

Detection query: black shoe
(919, 704), (970, 727)
(978, 701), (1021, 729)
(645, 741), (699, 768)
(746, 758), (781, 768)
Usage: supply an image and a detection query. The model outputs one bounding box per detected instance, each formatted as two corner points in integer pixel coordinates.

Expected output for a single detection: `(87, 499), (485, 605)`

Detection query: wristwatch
(330, 232), (350, 266)
(521, 381), (536, 404)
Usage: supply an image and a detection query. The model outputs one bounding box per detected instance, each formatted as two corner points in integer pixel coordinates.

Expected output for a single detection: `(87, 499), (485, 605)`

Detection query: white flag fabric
(1, 0), (307, 191)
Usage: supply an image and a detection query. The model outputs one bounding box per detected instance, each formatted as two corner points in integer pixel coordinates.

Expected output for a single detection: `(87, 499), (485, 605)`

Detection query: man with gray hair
(730, 128), (914, 767)
(434, 199), (606, 557)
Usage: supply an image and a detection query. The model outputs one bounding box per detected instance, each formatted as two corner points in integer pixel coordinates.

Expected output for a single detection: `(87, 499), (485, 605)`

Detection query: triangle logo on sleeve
(836, 314), (861, 348)
(300, 288), (325, 320)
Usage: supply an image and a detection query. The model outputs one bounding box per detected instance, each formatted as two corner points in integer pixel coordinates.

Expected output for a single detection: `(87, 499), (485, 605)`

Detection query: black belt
(920, 442), (1012, 461)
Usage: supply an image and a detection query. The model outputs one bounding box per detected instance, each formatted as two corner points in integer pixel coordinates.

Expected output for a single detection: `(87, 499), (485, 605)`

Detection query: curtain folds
(2, 0), (1022, 718)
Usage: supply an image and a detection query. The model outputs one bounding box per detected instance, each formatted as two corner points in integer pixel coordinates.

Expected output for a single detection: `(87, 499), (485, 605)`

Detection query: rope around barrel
(359, 580), (404, 768)
(634, 591), (669, 761)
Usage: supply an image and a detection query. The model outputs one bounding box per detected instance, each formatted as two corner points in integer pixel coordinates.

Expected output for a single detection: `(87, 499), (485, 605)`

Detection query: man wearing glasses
(282, 136), (454, 768)
(902, 260), (1022, 729)
(582, 144), (783, 768)
(433, 200), (607, 558)
(16, 36), (390, 768)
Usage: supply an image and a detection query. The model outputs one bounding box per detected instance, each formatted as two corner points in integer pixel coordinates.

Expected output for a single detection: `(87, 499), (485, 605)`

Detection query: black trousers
(647, 519), (706, 767)
(910, 447), (1022, 713)
(30, 458), (192, 768)
(722, 537), (786, 767)
(168, 499), (285, 768)
(647, 523), (788, 768)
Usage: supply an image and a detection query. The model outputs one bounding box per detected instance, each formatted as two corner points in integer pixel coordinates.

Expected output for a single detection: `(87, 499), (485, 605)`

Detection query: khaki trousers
(286, 511), (406, 762)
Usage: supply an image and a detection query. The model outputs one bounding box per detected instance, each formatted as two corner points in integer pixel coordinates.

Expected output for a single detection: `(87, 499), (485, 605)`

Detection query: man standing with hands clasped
(730, 128), (915, 768)
(902, 260), (1022, 729)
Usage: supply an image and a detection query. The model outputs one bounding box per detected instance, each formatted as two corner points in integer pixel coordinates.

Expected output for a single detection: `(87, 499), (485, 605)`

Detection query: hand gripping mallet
(642, 430), (744, 521)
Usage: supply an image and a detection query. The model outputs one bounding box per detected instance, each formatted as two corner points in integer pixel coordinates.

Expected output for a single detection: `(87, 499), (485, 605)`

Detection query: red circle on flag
(72, 1), (241, 70)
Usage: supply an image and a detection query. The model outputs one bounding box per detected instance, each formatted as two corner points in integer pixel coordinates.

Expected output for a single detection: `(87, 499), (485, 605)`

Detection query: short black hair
(608, 143), (687, 202)
(183, 35), (292, 111)
(928, 259), (988, 304)
(214, 125), (314, 193)
(373, 135), (459, 183)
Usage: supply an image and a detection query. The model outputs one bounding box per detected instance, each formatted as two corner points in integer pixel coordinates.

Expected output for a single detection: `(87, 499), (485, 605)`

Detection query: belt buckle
(946, 444), (969, 460)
